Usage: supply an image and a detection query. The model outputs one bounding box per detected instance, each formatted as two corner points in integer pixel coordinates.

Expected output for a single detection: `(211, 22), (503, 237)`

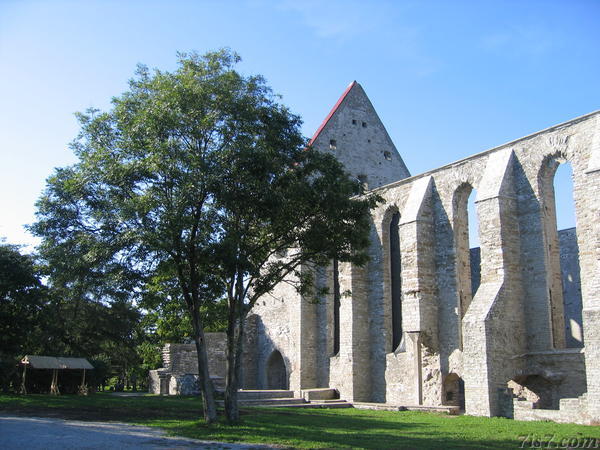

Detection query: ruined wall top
(162, 333), (227, 377)
(371, 110), (600, 195)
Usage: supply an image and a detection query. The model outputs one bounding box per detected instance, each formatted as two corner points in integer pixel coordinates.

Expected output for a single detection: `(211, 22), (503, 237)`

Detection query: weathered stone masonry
(148, 335), (227, 395)
(149, 82), (598, 425)
(249, 82), (600, 424)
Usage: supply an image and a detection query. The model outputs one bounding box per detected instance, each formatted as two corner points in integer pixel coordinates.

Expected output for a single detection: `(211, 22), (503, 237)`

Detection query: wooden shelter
(20, 355), (94, 395)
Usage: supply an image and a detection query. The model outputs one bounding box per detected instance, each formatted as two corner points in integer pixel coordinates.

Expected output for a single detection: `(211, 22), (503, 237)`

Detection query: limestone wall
(148, 333), (228, 395)
(559, 228), (584, 347)
(252, 109), (600, 424)
(162, 333), (227, 378)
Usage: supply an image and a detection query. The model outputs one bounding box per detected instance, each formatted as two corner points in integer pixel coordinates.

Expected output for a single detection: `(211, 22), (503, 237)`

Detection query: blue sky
(1, 0), (599, 249)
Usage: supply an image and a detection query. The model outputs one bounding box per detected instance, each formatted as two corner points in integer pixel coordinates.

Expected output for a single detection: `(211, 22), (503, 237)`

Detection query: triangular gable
(308, 81), (410, 189)
(309, 81), (357, 146)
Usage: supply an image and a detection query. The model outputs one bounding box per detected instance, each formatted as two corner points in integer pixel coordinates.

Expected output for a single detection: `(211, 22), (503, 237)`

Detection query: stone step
(236, 389), (294, 400)
(353, 402), (460, 415)
(310, 399), (345, 403)
(265, 401), (352, 409)
(219, 397), (306, 406)
(301, 388), (338, 401)
(403, 405), (460, 415)
(353, 402), (404, 412)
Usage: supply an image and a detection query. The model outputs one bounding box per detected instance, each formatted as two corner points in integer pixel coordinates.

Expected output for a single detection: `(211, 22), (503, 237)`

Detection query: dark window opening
(362, 121), (367, 128)
(384, 151), (392, 161)
(390, 212), (402, 350)
(352, 119), (357, 125)
(333, 259), (340, 355)
(329, 139), (337, 150)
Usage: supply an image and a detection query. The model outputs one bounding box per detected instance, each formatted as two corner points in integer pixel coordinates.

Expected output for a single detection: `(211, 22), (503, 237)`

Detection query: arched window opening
(454, 184), (479, 349)
(333, 259), (341, 355)
(554, 163), (576, 231)
(454, 185), (479, 320)
(553, 162), (583, 348)
(467, 189), (481, 296)
(390, 212), (402, 350)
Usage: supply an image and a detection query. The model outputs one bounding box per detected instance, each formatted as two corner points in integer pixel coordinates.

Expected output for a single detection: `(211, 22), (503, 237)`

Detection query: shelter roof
(21, 355), (94, 370)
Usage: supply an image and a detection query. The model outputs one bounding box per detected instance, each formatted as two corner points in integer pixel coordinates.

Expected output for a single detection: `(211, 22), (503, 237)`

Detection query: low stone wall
(148, 333), (227, 395)
(162, 333), (227, 378)
(514, 394), (592, 425)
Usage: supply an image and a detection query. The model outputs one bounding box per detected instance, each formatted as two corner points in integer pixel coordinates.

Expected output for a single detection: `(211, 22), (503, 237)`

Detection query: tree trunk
(192, 315), (218, 424)
(225, 302), (246, 423)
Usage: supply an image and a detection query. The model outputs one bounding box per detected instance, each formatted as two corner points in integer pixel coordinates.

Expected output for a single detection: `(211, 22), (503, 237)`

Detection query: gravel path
(0, 414), (275, 449)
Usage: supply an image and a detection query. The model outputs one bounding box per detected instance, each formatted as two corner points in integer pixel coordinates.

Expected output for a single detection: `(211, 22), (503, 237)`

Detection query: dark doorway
(442, 373), (465, 409)
(266, 350), (288, 390)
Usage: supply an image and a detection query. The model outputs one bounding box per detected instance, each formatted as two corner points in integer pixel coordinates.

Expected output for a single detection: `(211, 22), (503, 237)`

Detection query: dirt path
(0, 414), (274, 449)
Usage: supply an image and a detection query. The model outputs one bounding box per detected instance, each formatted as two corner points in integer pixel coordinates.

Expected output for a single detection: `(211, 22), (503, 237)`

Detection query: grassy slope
(1, 393), (599, 449)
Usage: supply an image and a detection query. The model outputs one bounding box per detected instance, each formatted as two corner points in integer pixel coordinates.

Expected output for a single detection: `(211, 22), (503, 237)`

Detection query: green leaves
(0, 243), (47, 359)
(30, 49), (379, 410)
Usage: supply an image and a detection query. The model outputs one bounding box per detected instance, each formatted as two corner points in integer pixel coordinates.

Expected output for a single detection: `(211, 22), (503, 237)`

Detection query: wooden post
(19, 364), (27, 395)
(79, 369), (87, 395)
(50, 369), (60, 395)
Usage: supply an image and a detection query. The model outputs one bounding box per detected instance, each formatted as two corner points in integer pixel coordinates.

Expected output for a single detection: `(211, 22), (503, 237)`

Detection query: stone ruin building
(149, 334), (227, 395)
(152, 82), (600, 425)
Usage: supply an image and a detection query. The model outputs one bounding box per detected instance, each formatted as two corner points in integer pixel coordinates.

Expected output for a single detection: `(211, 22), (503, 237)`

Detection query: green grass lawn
(1, 393), (599, 449)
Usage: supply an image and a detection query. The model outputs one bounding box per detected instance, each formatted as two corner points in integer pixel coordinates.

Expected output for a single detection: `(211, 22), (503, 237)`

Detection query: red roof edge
(308, 81), (357, 146)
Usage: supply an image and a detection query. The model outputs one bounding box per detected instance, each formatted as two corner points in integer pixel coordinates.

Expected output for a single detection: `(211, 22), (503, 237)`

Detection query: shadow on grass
(151, 408), (520, 449)
(2, 395), (599, 449)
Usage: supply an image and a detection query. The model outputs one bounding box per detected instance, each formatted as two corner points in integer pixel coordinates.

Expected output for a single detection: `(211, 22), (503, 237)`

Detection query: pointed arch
(453, 182), (480, 347)
(266, 350), (288, 390)
(538, 153), (583, 348)
(382, 205), (402, 352)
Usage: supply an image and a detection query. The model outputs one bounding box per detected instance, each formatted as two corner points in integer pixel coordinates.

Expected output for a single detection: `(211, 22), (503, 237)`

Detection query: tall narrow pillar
(582, 119), (600, 421)
(462, 149), (526, 417)
(398, 176), (438, 405)
(328, 260), (371, 401)
(290, 262), (318, 394)
(399, 176), (437, 345)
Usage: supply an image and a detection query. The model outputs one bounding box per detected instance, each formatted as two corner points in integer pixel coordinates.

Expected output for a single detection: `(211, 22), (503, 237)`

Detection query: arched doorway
(442, 373), (465, 409)
(266, 350), (288, 390)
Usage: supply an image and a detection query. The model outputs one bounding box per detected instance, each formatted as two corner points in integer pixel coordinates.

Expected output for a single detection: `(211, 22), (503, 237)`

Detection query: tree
(0, 242), (48, 391)
(0, 240), (145, 393)
(213, 139), (379, 421)
(32, 49), (379, 423)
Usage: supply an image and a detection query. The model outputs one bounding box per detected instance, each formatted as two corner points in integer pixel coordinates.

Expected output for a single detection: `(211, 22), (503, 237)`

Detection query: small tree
(213, 142), (379, 421)
(32, 49), (379, 423)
